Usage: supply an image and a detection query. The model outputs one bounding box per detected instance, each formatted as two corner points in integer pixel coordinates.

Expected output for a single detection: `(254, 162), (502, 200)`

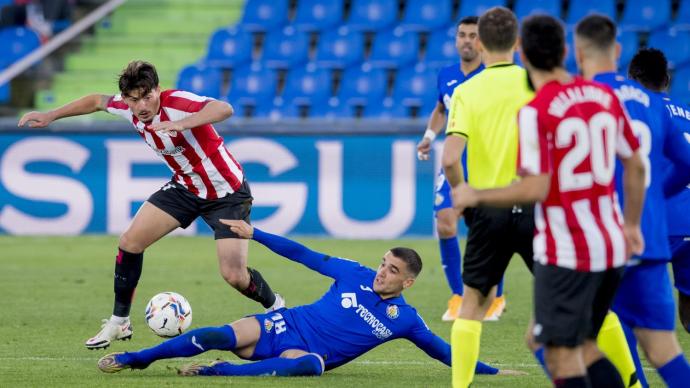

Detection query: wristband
(423, 128), (437, 141)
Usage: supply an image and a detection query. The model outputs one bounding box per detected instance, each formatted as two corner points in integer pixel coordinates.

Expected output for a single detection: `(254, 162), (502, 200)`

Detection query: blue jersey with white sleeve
(595, 72), (690, 260)
(660, 94), (690, 236)
(251, 228), (496, 373)
(437, 62), (484, 111)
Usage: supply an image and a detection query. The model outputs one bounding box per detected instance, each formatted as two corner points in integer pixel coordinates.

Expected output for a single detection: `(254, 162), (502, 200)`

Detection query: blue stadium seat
(225, 64), (277, 107)
(281, 64), (332, 106)
(564, 29), (577, 74)
(345, 0), (397, 32)
(269, 99), (303, 119)
(620, 0), (671, 32)
(458, 0), (507, 18)
(425, 26), (457, 70)
(566, 0), (617, 25)
(239, 0), (289, 32)
(261, 26), (310, 69)
(205, 27), (253, 69)
(364, 97), (410, 119)
(315, 27), (365, 69)
(670, 66), (690, 103)
(338, 63), (387, 106)
(648, 27), (690, 68)
(676, 0), (690, 26)
(0, 82), (9, 104)
(618, 31), (640, 68)
(309, 97), (356, 118)
(368, 27), (420, 69)
(514, 0), (561, 19)
(293, 0), (344, 32)
(392, 64), (437, 107)
(176, 64), (222, 99)
(400, 0), (452, 32)
(0, 27), (41, 61)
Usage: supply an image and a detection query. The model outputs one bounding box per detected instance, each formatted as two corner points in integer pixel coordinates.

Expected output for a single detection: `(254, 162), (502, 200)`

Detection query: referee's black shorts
(462, 205), (535, 296)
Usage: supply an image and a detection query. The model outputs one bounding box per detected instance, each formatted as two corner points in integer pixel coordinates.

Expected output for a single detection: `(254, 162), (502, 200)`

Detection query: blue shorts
(433, 169), (452, 213)
(671, 236), (690, 296)
(612, 261), (675, 331)
(249, 309), (309, 360)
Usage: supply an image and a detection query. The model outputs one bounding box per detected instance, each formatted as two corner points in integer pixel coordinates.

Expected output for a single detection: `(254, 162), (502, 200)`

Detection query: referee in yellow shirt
(441, 7), (535, 388)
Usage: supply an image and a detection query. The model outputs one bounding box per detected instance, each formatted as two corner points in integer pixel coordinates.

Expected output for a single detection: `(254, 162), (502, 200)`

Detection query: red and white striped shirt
(106, 90), (243, 200)
(518, 77), (640, 272)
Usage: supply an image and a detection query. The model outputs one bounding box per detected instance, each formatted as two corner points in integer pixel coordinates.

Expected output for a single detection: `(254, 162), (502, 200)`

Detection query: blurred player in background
(416, 16), (506, 322)
(441, 7), (535, 387)
(17, 61), (283, 350)
(454, 14), (646, 387)
(575, 15), (690, 388)
(97, 220), (522, 379)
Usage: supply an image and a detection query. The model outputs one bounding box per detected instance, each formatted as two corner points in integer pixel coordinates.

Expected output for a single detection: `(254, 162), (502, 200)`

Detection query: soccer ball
(144, 292), (192, 337)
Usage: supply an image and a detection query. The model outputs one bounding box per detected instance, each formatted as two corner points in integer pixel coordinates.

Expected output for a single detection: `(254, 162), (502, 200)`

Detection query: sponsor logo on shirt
(341, 293), (393, 339)
(155, 145), (185, 156)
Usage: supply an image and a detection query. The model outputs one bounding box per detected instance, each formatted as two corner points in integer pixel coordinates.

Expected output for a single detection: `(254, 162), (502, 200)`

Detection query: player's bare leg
(86, 201), (180, 349)
(216, 238), (284, 312)
(545, 345), (586, 380)
(634, 329), (683, 368)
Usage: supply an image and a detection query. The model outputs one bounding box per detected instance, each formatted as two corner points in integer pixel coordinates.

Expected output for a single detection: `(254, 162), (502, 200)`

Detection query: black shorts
(147, 180), (252, 240)
(462, 205), (535, 296)
(533, 263), (624, 347)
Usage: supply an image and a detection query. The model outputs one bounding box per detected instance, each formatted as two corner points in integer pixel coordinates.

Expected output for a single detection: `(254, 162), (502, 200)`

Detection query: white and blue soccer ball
(144, 292), (192, 337)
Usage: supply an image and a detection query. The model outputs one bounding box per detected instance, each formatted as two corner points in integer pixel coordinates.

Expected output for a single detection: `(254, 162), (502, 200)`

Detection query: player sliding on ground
(98, 220), (523, 378)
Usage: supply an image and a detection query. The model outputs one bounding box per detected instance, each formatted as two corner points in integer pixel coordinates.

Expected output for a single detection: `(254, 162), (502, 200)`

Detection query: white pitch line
(0, 357), (658, 372)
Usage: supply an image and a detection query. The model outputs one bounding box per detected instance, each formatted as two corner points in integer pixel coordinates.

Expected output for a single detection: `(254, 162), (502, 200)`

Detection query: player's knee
(436, 220), (457, 239)
(641, 344), (675, 369)
(118, 232), (145, 253)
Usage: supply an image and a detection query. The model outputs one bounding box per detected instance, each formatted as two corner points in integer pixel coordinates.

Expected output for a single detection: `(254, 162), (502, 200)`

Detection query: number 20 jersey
(517, 76), (639, 272)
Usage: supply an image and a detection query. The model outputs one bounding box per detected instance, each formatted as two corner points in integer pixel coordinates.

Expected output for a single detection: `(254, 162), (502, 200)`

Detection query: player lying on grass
(98, 220), (522, 378)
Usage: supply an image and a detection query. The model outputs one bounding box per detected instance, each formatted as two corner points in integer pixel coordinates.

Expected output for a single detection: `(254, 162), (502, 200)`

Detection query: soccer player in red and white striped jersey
(452, 16), (646, 387)
(19, 61), (284, 350)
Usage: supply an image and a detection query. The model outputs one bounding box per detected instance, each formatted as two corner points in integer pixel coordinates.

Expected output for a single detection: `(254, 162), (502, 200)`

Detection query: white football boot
(266, 293), (286, 312)
(85, 318), (133, 350)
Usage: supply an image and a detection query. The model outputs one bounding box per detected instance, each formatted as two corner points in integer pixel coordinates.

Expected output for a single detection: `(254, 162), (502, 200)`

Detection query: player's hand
(416, 137), (432, 161)
(219, 219), (254, 239)
(18, 111), (54, 128)
(452, 183), (478, 217)
(623, 223), (644, 259)
(148, 121), (185, 135)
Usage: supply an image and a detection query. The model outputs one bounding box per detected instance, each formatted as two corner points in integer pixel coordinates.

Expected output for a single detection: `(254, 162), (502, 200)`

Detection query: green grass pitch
(0, 235), (685, 387)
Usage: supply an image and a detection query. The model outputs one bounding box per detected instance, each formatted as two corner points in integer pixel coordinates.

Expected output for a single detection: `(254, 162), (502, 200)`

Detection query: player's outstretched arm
(18, 94), (110, 128)
(219, 219), (356, 279)
(150, 100), (233, 134)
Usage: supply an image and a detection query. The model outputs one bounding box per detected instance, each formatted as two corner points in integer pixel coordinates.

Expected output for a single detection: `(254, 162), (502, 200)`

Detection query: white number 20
(556, 112), (618, 192)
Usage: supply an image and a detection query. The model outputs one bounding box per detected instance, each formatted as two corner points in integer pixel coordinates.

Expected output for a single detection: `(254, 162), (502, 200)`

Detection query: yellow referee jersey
(446, 62), (534, 189)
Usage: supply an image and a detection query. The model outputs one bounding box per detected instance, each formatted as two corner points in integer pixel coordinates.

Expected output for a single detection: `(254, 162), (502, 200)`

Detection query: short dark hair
(118, 61), (159, 97)
(521, 15), (565, 71)
(478, 7), (518, 52)
(390, 247), (422, 277)
(575, 14), (617, 51)
(628, 48), (670, 91)
(457, 16), (479, 27)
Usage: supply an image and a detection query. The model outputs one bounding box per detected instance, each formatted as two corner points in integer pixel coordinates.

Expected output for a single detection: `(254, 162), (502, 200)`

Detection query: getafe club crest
(386, 304), (399, 319)
(264, 319), (274, 333)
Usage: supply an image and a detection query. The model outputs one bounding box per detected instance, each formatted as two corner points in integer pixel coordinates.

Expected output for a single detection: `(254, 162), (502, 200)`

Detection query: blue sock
(439, 236), (463, 295)
(475, 360), (498, 375)
(496, 278), (504, 298)
(534, 347), (550, 378)
(658, 354), (690, 388)
(202, 354), (323, 376)
(621, 320), (648, 388)
(120, 325), (236, 368)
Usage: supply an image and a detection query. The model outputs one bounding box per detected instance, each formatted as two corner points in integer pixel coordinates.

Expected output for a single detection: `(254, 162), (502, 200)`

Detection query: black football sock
(113, 248), (144, 317)
(587, 357), (625, 388)
(240, 267), (276, 308)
